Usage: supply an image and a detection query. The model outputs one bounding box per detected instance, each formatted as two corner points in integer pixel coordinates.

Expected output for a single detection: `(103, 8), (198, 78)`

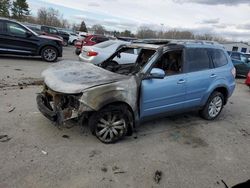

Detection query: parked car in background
(228, 51), (250, 77)
(40, 26), (69, 46)
(37, 40), (235, 143)
(58, 30), (70, 46)
(245, 53), (250, 59)
(66, 32), (78, 45)
(0, 18), (63, 62)
(245, 71), (250, 87)
(79, 40), (138, 65)
(75, 35), (110, 55)
(77, 32), (88, 39)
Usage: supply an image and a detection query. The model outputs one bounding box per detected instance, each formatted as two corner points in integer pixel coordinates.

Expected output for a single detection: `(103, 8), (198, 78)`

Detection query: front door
(140, 49), (186, 118)
(4, 21), (37, 54)
(140, 74), (187, 118)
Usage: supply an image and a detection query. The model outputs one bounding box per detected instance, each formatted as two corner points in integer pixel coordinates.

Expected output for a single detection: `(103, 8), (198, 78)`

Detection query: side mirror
(26, 31), (33, 37)
(117, 53), (121, 58)
(148, 68), (165, 79)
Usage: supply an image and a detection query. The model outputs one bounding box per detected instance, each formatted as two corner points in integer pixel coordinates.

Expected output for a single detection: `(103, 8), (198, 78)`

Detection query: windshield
(101, 47), (156, 75)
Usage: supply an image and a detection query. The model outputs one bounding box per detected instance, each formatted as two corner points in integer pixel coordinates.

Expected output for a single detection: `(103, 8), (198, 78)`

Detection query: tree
(120, 30), (135, 37)
(37, 8), (62, 27)
(137, 26), (157, 39)
(91, 24), (106, 35)
(0, 0), (11, 17)
(79, 21), (87, 32)
(11, 0), (30, 21)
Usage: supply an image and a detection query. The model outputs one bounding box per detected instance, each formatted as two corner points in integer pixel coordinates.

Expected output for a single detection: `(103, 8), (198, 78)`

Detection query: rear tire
(89, 105), (129, 143)
(41, 46), (58, 62)
(200, 91), (224, 120)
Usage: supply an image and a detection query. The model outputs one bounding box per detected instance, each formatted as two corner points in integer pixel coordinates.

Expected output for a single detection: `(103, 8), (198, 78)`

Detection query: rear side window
(210, 49), (228, 67)
(92, 37), (109, 43)
(185, 48), (211, 72)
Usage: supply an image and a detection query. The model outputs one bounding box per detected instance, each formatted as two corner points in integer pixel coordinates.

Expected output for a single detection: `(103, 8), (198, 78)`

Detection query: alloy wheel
(95, 112), (126, 143)
(208, 96), (223, 118)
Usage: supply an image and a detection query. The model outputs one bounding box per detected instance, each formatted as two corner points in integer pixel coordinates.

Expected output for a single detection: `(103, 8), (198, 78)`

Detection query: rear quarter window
(210, 49), (228, 68)
(185, 48), (211, 72)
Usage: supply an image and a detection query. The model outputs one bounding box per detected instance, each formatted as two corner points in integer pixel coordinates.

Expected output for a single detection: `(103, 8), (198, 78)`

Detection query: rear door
(184, 48), (215, 108)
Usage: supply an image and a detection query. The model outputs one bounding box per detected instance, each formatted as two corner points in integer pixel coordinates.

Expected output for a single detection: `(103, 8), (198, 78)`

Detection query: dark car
(40, 26), (69, 46)
(58, 30), (70, 46)
(227, 51), (250, 77)
(0, 18), (63, 62)
(75, 35), (109, 55)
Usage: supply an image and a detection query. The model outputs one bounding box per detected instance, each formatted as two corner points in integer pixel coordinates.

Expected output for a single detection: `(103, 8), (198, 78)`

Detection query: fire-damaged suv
(37, 41), (236, 143)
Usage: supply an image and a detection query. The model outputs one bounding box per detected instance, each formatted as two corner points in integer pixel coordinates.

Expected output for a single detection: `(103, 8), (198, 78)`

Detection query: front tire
(41, 46), (58, 62)
(89, 105), (129, 143)
(200, 91), (224, 120)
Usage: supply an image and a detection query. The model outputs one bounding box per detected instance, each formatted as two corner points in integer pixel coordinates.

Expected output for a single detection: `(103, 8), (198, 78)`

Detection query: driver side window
(7, 22), (26, 37)
(153, 50), (183, 76)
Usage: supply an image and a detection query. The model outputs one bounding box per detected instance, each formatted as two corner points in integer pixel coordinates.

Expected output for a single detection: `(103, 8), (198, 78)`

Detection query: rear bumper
(79, 53), (92, 63)
(36, 93), (57, 122)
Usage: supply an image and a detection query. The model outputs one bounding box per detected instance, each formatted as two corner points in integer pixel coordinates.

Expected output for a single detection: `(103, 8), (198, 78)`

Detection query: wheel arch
(38, 45), (59, 56)
(202, 85), (229, 106)
(90, 101), (135, 135)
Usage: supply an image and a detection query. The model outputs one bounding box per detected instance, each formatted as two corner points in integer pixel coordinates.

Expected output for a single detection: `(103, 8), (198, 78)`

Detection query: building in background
(222, 42), (250, 53)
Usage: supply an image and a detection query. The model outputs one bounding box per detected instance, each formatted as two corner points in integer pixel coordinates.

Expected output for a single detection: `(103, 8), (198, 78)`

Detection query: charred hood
(42, 61), (128, 94)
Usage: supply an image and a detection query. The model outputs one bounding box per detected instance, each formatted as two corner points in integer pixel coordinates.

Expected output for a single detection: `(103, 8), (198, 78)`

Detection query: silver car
(79, 40), (138, 65)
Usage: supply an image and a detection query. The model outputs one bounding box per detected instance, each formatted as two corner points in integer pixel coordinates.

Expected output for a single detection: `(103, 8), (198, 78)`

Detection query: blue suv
(37, 40), (236, 143)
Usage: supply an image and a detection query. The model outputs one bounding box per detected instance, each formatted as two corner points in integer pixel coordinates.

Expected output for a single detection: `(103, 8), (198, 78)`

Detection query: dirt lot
(0, 46), (249, 188)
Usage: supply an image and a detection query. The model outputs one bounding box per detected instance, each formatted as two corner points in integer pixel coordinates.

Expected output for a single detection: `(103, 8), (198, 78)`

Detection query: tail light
(231, 67), (236, 78)
(87, 51), (98, 56)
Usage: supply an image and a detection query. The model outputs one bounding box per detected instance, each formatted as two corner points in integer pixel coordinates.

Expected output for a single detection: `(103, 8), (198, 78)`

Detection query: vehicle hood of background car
(38, 35), (63, 42)
(42, 61), (128, 94)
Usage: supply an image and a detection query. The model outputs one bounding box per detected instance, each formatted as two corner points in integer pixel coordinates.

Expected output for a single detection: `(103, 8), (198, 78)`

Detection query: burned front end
(36, 61), (139, 125)
(37, 85), (85, 125)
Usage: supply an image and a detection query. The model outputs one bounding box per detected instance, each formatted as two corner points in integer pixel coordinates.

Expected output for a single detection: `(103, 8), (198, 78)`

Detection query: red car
(245, 71), (250, 87)
(75, 35), (109, 55)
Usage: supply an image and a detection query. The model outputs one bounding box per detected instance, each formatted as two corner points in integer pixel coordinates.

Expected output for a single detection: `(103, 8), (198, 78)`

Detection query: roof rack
(168, 39), (220, 46)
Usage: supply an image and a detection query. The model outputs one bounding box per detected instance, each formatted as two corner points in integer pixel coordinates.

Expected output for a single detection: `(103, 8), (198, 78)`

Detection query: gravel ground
(0, 46), (249, 188)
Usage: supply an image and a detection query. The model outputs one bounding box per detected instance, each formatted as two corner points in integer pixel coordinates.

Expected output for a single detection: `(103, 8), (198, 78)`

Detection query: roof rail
(168, 39), (220, 46)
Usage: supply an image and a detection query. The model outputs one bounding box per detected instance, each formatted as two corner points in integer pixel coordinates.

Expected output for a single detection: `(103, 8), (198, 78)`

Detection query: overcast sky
(28, 0), (250, 41)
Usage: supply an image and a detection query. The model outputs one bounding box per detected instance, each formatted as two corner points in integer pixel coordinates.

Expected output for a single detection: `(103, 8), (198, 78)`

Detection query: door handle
(177, 79), (186, 84)
(210, 74), (217, 78)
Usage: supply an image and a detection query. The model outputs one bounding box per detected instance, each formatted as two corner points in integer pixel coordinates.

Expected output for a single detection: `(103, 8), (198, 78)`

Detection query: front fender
(79, 76), (138, 113)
